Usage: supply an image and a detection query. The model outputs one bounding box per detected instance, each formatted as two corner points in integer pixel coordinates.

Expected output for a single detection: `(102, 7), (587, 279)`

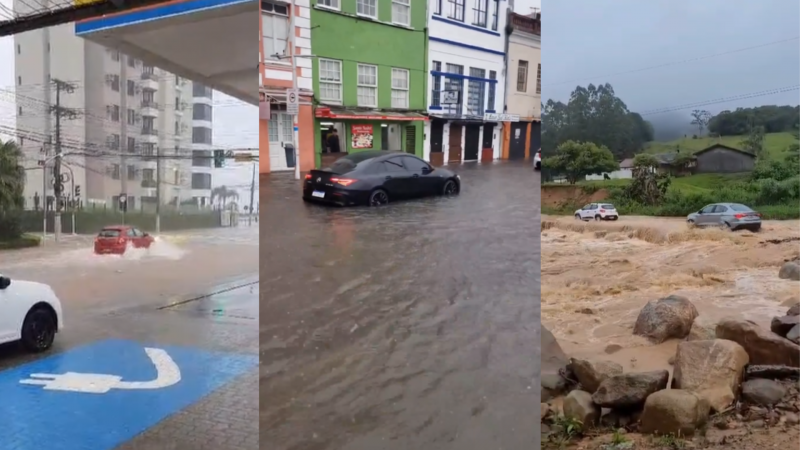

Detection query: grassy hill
(642, 132), (795, 160)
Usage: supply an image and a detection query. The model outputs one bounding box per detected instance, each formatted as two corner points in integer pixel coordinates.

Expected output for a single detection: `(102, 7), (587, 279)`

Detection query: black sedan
(303, 151), (461, 206)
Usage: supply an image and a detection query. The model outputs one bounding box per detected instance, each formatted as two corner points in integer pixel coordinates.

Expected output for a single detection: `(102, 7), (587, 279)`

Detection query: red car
(94, 225), (155, 255)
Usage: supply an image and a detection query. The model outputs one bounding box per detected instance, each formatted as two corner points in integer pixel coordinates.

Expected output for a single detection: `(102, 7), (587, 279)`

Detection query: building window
(431, 61), (442, 107)
(17, 76), (21, 85)
(487, 70), (496, 110)
(357, 0), (377, 18)
(127, 137), (136, 153)
(471, 0), (488, 27)
(433, 0), (442, 14)
(517, 61), (528, 92)
(142, 168), (155, 182)
(193, 104), (213, 121)
(447, 0), (465, 21)
(357, 64), (378, 107)
(127, 165), (136, 180)
(444, 63), (464, 114)
(111, 50), (120, 61)
(127, 56), (136, 67)
(192, 127), (213, 145)
(391, 68), (409, 109)
(319, 59), (342, 103)
(262, 2), (289, 61)
(18, 106), (22, 116)
(536, 63), (542, 94)
(110, 104), (120, 122)
(127, 109), (136, 125)
(467, 68), (486, 116)
(110, 134), (120, 149)
(490, 0), (499, 30)
(392, 0), (411, 25)
(111, 164), (121, 180)
(317, 0), (339, 9)
(127, 79), (135, 96)
(191, 173), (212, 190)
(110, 74), (120, 92)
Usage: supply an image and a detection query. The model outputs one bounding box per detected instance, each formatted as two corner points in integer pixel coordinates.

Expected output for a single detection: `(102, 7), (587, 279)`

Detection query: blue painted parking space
(0, 339), (258, 450)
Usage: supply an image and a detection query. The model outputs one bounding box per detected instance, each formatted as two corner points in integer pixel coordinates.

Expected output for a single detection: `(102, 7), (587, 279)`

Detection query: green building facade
(310, 0), (428, 165)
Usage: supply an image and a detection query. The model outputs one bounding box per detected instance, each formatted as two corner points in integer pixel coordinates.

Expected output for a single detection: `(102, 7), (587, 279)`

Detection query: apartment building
(13, 20), (211, 210)
(424, 0), (509, 165)
(503, 11), (541, 160)
(259, 0), (315, 174)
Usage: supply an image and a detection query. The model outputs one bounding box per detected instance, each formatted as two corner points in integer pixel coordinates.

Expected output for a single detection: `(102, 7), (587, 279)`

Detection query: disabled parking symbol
(0, 339), (258, 450)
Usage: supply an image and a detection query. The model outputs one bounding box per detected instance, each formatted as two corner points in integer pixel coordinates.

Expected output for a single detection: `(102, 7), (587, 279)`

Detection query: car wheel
(724, 222), (734, 231)
(594, 215), (601, 221)
(443, 179), (459, 196)
(21, 307), (56, 353)
(369, 189), (389, 207)
(575, 214), (581, 220)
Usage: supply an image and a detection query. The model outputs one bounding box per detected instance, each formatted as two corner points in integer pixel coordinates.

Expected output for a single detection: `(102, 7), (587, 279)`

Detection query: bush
(0, 210), (23, 241)
(0, 234), (41, 250)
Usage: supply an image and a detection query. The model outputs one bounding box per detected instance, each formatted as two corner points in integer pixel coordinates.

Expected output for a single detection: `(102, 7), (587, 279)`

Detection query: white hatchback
(0, 275), (64, 352)
(534, 148), (541, 170)
(575, 203), (619, 221)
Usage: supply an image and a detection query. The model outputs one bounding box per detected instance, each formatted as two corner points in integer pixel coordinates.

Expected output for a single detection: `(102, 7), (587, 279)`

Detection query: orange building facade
(260, 1), (315, 174)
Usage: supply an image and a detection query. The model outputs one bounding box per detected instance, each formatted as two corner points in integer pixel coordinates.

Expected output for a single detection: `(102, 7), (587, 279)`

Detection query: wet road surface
(261, 162), (541, 450)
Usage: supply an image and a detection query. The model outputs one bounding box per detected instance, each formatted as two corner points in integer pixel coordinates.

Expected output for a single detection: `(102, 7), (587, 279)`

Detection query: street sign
(60, 172), (71, 183)
(1, 339), (257, 450)
(286, 88), (299, 115)
(483, 113), (520, 122)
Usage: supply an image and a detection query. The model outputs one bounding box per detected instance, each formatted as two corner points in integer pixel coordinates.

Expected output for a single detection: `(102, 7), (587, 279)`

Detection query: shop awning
(316, 107), (428, 121)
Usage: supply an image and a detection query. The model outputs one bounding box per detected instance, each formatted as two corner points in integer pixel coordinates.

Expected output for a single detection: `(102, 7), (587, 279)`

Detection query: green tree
(740, 124), (766, 157)
(211, 185), (239, 209)
(0, 139), (26, 240)
(632, 153), (659, 169)
(689, 109), (711, 136)
(542, 140), (619, 184)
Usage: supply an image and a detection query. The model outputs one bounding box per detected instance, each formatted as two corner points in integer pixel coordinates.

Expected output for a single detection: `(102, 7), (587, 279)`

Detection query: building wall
(260, 0), (315, 174)
(506, 33), (540, 119)
(696, 148), (756, 173)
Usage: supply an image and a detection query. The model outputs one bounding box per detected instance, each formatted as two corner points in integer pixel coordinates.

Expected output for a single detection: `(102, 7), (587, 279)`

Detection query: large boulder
(671, 339), (749, 412)
(562, 390), (600, 427)
(541, 326), (570, 401)
(639, 390), (710, 436)
(771, 315), (800, 338)
(779, 261), (800, 281)
(788, 325), (800, 344)
(741, 379), (787, 406)
(715, 319), (800, 367)
(633, 295), (698, 343)
(787, 303), (800, 316)
(591, 370), (669, 409)
(568, 358), (623, 393)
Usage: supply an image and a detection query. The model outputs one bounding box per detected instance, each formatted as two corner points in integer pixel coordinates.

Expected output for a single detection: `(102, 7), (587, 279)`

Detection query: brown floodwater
(541, 215), (800, 372)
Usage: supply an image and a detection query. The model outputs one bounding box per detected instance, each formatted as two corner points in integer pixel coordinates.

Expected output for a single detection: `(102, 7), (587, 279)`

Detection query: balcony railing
(141, 71), (157, 80)
(142, 128), (158, 136)
(141, 179), (157, 188)
(141, 100), (158, 110)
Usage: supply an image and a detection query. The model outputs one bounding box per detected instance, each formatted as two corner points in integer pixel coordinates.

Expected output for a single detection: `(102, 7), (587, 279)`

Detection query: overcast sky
(544, 0), (800, 137)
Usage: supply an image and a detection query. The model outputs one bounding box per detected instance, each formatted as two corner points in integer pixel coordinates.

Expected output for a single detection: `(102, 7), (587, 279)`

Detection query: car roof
(341, 150), (405, 163)
(101, 225), (130, 230)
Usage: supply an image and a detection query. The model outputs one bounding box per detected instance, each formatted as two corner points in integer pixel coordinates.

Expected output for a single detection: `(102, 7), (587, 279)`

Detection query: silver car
(686, 203), (762, 231)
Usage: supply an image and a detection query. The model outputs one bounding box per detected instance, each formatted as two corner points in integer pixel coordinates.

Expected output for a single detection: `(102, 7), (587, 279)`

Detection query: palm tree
(211, 185), (239, 209)
(0, 140), (25, 209)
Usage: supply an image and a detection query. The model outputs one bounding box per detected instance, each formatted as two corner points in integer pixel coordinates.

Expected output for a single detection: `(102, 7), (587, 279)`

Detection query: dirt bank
(541, 185), (610, 209)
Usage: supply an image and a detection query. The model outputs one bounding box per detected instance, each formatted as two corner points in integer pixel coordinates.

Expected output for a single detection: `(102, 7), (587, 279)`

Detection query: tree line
(707, 105), (799, 136)
(0, 140), (27, 241)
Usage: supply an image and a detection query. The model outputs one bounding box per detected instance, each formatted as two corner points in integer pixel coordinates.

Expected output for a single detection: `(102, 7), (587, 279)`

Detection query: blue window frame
(471, 0), (488, 27)
(431, 61), (442, 107)
(487, 70), (496, 111)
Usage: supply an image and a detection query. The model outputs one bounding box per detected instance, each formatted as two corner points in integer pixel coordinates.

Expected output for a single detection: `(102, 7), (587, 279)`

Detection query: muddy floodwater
(261, 162), (539, 450)
(541, 215), (800, 372)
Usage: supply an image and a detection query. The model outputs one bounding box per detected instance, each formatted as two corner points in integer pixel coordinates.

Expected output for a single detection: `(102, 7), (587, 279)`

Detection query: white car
(575, 203), (619, 221)
(534, 148), (541, 170)
(0, 275), (63, 352)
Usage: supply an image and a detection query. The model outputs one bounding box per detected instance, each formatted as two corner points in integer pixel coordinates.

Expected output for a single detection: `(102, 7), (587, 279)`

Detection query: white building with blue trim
(423, 0), (510, 165)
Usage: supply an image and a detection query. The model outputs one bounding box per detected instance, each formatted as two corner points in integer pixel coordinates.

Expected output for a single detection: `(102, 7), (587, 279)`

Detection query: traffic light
(74, 185), (81, 198)
(213, 150), (225, 168)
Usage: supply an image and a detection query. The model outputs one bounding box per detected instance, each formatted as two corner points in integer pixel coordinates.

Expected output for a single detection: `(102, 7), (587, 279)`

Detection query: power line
(543, 36), (800, 88)
(638, 85), (800, 116)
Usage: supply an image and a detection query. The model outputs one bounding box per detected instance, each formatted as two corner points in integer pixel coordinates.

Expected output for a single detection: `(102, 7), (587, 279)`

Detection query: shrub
(0, 233), (41, 250)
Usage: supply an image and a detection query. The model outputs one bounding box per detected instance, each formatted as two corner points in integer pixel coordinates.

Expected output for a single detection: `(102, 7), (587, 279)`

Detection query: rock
(779, 261), (800, 281)
(788, 325), (800, 344)
(541, 326), (570, 401)
(639, 389), (710, 436)
(785, 412), (800, 425)
(592, 370), (669, 409)
(568, 358), (623, 393)
(563, 390), (599, 427)
(686, 316), (717, 341)
(667, 356), (675, 365)
(576, 307), (595, 314)
(787, 303), (800, 316)
(604, 344), (623, 354)
(672, 339), (749, 411)
(741, 379), (787, 405)
(540, 403), (549, 420)
(749, 419), (766, 428)
(633, 295), (698, 343)
(745, 365), (800, 380)
(715, 318), (800, 367)
(771, 315), (800, 338)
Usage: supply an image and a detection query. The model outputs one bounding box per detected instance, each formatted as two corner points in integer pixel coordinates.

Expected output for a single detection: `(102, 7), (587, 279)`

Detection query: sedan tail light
(331, 177), (356, 186)
(304, 174), (312, 180)
(599, 209), (606, 213)
(118, 238), (125, 244)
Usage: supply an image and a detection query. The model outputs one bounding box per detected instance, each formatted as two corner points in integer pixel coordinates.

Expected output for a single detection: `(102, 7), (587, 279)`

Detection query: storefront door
(268, 113), (294, 171)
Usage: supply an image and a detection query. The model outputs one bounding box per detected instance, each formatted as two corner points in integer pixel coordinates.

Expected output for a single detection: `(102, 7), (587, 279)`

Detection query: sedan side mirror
(0, 276), (11, 290)
(422, 167), (432, 174)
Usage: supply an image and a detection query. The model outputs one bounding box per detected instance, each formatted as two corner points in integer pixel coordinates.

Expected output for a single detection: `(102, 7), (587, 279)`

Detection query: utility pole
(289, 4), (301, 180)
(248, 162), (256, 226)
(155, 145), (161, 234)
(51, 79), (78, 242)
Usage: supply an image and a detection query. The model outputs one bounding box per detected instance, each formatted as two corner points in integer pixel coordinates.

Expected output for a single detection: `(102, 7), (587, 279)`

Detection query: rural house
(693, 143), (756, 173)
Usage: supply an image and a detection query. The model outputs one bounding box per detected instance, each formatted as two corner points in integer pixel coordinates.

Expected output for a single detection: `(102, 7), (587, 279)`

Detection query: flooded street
(261, 162), (539, 450)
(541, 215), (800, 372)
